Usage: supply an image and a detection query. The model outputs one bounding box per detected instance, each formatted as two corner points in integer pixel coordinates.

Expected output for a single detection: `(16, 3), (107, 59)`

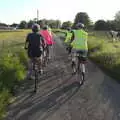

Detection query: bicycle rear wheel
(71, 61), (77, 74)
(34, 70), (38, 92)
(33, 61), (39, 93)
(78, 62), (85, 85)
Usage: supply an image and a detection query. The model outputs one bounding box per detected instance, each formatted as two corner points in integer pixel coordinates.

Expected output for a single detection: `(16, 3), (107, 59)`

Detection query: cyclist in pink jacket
(40, 25), (55, 60)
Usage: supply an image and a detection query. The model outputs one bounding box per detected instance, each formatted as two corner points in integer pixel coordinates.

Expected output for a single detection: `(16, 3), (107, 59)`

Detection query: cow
(109, 30), (120, 42)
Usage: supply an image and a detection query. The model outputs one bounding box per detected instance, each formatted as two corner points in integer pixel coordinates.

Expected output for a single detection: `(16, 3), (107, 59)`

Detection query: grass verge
(0, 30), (29, 119)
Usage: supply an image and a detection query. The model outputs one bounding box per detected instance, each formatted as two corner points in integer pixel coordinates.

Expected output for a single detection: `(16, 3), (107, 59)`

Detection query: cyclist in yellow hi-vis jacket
(70, 23), (88, 66)
(64, 28), (74, 55)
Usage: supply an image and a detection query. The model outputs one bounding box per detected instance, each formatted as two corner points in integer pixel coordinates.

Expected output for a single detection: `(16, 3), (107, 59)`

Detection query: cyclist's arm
(70, 31), (75, 43)
(40, 35), (46, 48)
(25, 34), (29, 49)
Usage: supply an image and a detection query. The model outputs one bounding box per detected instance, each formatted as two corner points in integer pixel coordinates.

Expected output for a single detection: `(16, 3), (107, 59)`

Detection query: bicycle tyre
(78, 61), (85, 85)
(71, 61), (77, 74)
(34, 70), (38, 93)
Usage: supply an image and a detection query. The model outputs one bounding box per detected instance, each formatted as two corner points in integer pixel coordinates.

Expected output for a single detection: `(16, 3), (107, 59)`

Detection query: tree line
(1, 11), (120, 30)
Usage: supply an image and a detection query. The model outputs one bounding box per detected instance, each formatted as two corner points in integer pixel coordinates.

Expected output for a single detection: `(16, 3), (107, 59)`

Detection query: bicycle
(71, 51), (87, 85)
(25, 48), (42, 93)
(31, 58), (41, 92)
(43, 46), (50, 67)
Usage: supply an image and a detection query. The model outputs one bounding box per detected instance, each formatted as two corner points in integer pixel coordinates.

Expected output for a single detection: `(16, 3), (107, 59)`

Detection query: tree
(33, 19), (61, 29)
(10, 23), (19, 28)
(62, 21), (72, 29)
(19, 21), (27, 29)
(73, 12), (90, 28)
(0, 23), (8, 27)
(56, 20), (61, 28)
(27, 20), (34, 28)
(114, 11), (120, 30)
(115, 11), (120, 22)
(94, 20), (109, 30)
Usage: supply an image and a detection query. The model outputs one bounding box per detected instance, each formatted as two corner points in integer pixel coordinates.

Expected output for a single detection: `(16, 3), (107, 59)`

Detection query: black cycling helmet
(32, 23), (40, 32)
(76, 23), (85, 29)
(67, 27), (71, 31)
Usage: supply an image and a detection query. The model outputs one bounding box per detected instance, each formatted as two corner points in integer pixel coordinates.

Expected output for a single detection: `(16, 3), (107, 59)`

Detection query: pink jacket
(40, 30), (55, 45)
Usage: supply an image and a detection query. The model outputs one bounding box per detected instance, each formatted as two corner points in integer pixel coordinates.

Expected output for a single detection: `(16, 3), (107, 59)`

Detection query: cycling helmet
(43, 25), (49, 30)
(76, 23), (85, 29)
(67, 27), (71, 31)
(32, 23), (40, 32)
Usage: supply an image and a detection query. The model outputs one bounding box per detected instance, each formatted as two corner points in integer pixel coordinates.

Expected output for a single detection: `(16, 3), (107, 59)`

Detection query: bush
(0, 90), (11, 119)
(15, 49), (28, 66)
(0, 51), (27, 119)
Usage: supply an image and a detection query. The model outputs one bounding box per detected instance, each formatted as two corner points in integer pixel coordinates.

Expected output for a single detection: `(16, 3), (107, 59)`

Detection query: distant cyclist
(70, 23), (88, 72)
(40, 25), (55, 60)
(25, 23), (45, 78)
(64, 28), (74, 55)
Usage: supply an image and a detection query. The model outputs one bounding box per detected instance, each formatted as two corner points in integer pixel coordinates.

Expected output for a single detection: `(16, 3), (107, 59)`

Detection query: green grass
(0, 29), (30, 119)
(88, 30), (120, 81)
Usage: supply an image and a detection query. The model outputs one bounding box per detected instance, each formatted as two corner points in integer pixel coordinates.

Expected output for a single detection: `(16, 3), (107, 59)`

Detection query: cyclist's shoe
(72, 68), (77, 75)
(79, 80), (83, 85)
(39, 69), (44, 75)
(26, 74), (33, 80)
(71, 61), (77, 75)
(26, 70), (33, 80)
(48, 56), (51, 60)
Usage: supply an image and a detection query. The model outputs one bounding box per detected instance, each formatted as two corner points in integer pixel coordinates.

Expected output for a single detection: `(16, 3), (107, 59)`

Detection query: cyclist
(40, 25), (55, 60)
(25, 23), (45, 78)
(64, 28), (74, 55)
(70, 23), (88, 73)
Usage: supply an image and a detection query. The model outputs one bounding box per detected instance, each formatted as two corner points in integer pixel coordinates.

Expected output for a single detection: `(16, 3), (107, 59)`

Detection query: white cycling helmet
(76, 23), (85, 29)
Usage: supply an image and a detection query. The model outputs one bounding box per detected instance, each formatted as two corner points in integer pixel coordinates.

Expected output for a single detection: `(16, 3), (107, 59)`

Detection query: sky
(0, 0), (120, 24)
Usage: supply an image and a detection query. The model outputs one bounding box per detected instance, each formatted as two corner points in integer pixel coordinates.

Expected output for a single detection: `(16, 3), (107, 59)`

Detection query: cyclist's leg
(68, 45), (72, 55)
(40, 54), (44, 74)
(27, 51), (33, 79)
(32, 49), (43, 74)
(71, 49), (77, 62)
(48, 44), (52, 59)
(42, 47), (47, 67)
(38, 50), (44, 74)
(71, 49), (77, 73)
(51, 44), (55, 59)
(46, 45), (49, 58)
(77, 49), (88, 73)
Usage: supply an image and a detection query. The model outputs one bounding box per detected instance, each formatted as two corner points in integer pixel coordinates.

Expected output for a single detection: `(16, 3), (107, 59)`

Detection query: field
(0, 30), (30, 119)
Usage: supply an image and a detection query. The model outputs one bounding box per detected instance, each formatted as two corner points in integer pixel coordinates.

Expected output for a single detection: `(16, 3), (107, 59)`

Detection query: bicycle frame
(77, 54), (86, 73)
(72, 52), (87, 85)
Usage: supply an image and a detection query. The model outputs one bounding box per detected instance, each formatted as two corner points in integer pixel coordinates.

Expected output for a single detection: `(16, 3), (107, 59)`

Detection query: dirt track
(5, 35), (120, 120)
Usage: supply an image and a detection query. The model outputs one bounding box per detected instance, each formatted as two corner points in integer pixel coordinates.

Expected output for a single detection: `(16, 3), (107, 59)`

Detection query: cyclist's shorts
(28, 49), (42, 59)
(71, 49), (88, 62)
(72, 49), (88, 57)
